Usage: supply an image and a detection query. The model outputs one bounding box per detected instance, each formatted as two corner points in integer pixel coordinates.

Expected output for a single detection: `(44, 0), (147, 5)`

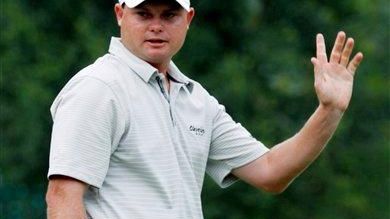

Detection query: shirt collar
(167, 62), (194, 93)
(108, 37), (156, 83)
(108, 37), (194, 92)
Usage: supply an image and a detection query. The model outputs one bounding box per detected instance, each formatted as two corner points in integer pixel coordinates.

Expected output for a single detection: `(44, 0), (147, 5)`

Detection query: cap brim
(121, 0), (190, 11)
(122, 0), (145, 8)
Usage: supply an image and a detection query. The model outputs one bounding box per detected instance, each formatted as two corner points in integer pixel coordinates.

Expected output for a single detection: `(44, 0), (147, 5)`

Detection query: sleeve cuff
(48, 165), (105, 189)
(213, 146), (270, 188)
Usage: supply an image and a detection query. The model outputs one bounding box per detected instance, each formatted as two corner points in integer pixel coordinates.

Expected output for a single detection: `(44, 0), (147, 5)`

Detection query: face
(115, 1), (195, 72)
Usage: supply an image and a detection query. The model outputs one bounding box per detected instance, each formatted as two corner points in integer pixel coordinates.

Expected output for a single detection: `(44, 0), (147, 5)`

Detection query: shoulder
(185, 77), (223, 115)
(50, 54), (131, 117)
(75, 54), (129, 86)
(190, 78), (219, 101)
(57, 53), (135, 101)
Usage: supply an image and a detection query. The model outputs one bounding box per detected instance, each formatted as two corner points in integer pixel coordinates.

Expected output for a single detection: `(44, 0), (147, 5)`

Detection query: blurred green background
(1, 0), (389, 218)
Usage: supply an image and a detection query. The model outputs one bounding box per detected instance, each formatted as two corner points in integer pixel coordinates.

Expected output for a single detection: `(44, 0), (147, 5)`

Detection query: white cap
(118, 0), (190, 12)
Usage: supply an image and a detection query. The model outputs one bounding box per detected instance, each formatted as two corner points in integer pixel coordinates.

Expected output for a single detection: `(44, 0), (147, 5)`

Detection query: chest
(113, 78), (213, 174)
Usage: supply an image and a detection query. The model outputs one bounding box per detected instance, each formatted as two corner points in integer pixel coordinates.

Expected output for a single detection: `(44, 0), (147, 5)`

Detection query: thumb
(311, 57), (318, 66)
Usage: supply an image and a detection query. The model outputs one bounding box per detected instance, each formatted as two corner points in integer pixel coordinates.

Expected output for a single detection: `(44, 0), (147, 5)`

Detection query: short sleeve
(48, 76), (126, 188)
(206, 97), (269, 188)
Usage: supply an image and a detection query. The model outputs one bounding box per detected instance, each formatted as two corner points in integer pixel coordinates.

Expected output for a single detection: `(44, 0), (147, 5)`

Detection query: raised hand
(311, 31), (363, 112)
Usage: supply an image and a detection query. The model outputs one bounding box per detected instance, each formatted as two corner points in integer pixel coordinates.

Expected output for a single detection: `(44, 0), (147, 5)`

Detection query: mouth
(145, 39), (168, 46)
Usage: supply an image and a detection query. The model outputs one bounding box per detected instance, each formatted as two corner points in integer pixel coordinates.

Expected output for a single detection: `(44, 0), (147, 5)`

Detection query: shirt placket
(155, 74), (181, 128)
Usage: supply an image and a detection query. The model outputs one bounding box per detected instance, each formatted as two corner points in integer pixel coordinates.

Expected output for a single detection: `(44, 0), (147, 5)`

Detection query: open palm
(311, 32), (363, 112)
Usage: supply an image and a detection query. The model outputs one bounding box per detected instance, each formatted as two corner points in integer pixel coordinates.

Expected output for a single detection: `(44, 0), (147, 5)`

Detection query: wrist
(317, 104), (344, 119)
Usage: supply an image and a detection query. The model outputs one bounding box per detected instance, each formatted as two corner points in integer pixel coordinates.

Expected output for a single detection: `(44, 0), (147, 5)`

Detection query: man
(45, 0), (363, 218)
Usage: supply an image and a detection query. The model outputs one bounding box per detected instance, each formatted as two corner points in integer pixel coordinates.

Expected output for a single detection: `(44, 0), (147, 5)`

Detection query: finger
(340, 38), (355, 67)
(330, 31), (346, 63)
(311, 57), (321, 78)
(311, 57), (318, 66)
(347, 52), (363, 76)
(316, 34), (328, 62)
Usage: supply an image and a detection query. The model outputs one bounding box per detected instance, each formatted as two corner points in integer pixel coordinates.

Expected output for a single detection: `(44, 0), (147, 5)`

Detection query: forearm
(265, 104), (343, 190)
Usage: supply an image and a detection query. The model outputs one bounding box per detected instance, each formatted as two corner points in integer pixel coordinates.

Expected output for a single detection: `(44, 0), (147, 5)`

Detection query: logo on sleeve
(189, 125), (205, 136)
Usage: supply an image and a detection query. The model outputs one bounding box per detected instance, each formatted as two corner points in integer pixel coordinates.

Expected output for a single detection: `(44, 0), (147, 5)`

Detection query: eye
(137, 11), (151, 19)
(162, 12), (177, 20)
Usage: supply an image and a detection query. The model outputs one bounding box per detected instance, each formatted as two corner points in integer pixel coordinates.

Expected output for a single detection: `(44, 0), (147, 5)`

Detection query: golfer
(46, 0), (363, 218)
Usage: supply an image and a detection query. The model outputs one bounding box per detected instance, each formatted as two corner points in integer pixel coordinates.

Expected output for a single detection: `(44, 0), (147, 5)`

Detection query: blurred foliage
(1, 0), (389, 218)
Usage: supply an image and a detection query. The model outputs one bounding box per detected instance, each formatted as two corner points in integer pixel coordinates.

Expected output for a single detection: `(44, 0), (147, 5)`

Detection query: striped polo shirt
(48, 37), (269, 219)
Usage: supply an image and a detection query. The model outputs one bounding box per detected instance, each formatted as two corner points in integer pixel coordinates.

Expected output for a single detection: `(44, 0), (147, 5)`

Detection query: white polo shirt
(48, 37), (269, 219)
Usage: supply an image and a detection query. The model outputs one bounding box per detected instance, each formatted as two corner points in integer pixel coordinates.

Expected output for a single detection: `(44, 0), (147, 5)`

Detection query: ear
(186, 8), (195, 28)
(114, 3), (124, 26)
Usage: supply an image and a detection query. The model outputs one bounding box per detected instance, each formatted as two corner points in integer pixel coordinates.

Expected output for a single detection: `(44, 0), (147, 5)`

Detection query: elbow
(256, 155), (294, 194)
(260, 182), (288, 194)
(45, 177), (70, 209)
(46, 190), (57, 216)
(45, 177), (88, 218)
(254, 175), (292, 194)
(46, 184), (61, 209)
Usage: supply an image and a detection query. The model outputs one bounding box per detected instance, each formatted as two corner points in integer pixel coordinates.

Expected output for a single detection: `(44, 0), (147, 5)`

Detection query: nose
(149, 19), (163, 33)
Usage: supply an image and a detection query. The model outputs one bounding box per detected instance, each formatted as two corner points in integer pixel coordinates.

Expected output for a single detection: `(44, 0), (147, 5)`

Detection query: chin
(145, 54), (171, 64)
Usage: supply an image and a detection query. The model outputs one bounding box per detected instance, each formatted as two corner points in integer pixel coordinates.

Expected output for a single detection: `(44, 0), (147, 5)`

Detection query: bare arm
(233, 105), (343, 193)
(46, 176), (88, 219)
(233, 31), (363, 193)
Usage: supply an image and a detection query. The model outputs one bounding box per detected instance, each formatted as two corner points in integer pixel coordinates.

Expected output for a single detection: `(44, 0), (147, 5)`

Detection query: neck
(149, 62), (169, 75)
(154, 64), (171, 92)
